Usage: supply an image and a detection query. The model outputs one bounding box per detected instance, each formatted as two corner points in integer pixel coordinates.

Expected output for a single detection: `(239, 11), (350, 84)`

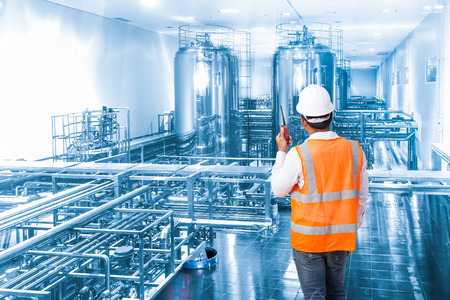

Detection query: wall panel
(0, 0), (178, 160)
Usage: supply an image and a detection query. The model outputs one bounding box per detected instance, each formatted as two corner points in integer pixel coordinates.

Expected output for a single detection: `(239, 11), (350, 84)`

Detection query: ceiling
(46, 0), (444, 68)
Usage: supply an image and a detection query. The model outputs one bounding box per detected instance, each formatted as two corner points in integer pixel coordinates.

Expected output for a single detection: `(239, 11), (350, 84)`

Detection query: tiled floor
(155, 192), (449, 300)
(155, 142), (449, 299)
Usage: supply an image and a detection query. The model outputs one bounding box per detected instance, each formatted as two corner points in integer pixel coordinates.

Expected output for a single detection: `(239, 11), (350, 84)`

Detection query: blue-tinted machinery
(45, 24), (415, 169)
(1, 157), (449, 299)
(345, 96), (386, 110)
(0, 158), (274, 299)
(273, 24), (343, 146)
(52, 107), (131, 162)
(173, 24), (275, 159)
(0, 22), (427, 300)
(271, 24), (417, 170)
(333, 110), (418, 169)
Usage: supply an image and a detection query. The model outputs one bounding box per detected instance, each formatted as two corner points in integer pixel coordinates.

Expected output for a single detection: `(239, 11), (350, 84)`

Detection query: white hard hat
(296, 84), (334, 117)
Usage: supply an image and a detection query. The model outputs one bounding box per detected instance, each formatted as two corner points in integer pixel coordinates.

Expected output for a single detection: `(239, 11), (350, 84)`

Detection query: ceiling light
(141, 0), (157, 8)
(173, 16), (196, 22)
(435, 5), (444, 10)
(218, 9), (239, 13)
(281, 12), (291, 16)
(351, 61), (371, 68)
(423, 5), (432, 10)
(369, 48), (375, 52)
(354, 41), (377, 45)
(381, 9), (390, 13)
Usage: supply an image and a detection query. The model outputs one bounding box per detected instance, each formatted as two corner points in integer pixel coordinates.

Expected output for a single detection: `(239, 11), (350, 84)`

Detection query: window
(404, 67), (409, 84)
(425, 57), (437, 83)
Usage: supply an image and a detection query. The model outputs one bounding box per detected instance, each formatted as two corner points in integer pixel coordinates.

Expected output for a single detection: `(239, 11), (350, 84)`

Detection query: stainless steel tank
(273, 25), (337, 145)
(336, 60), (351, 110)
(174, 26), (238, 156)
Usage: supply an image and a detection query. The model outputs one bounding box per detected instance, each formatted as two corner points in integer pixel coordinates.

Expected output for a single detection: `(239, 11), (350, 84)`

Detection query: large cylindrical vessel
(336, 59), (351, 110)
(174, 25), (238, 156)
(273, 24), (337, 145)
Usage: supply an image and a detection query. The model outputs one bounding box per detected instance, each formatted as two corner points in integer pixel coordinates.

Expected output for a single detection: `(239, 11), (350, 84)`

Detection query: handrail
(431, 143), (450, 170)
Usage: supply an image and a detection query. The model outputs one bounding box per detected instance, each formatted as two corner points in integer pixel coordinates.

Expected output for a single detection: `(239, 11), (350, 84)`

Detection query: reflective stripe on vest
(290, 138), (362, 252)
(291, 189), (359, 203)
(291, 221), (357, 235)
(350, 140), (360, 189)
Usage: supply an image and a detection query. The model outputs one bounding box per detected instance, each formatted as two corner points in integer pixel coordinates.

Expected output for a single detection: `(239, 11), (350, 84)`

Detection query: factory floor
(155, 141), (449, 299)
(155, 194), (449, 300)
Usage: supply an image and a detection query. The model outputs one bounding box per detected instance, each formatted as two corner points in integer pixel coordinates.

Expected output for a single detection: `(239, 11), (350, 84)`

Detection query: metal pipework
(346, 96), (386, 110)
(155, 154), (275, 166)
(1, 208), (156, 291)
(0, 185), (149, 265)
(333, 110), (418, 169)
(0, 181), (113, 232)
(230, 109), (275, 158)
(0, 288), (50, 299)
(0, 204), (193, 300)
(1, 160), (277, 242)
(27, 250), (111, 292)
(0, 174), (39, 191)
(130, 163), (273, 225)
(431, 143), (450, 170)
(177, 218), (272, 229)
(0, 181), (95, 222)
(51, 106), (131, 162)
(368, 170), (450, 195)
(0, 196), (30, 206)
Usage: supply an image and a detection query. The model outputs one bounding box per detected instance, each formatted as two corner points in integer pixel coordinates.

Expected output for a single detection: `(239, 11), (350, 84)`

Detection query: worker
(271, 84), (368, 300)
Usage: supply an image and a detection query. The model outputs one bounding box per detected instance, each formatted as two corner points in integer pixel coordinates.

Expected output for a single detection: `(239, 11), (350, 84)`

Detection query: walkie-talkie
(280, 105), (289, 141)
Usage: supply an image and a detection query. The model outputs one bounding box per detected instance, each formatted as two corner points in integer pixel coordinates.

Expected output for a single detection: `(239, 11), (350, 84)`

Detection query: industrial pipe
(0, 186), (149, 265)
(0, 181), (113, 231)
(27, 250), (111, 292)
(0, 181), (99, 223)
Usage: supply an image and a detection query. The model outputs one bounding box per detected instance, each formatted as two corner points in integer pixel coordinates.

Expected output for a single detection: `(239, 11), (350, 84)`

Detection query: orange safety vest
(290, 137), (363, 252)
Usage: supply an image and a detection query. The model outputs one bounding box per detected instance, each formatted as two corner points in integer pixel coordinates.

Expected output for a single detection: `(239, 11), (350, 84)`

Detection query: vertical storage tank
(273, 24), (341, 145)
(336, 59), (351, 110)
(174, 25), (238, 156)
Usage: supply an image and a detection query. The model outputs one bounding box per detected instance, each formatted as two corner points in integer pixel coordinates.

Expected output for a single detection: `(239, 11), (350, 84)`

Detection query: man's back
(290, 137), (363, 252)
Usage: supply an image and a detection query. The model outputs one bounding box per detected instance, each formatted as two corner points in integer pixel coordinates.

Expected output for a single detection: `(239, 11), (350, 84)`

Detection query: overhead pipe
(0, 181), (105, 226)
(177, 217), (272, 229)
(0, 186), (149, 265)
(0, 181), (113, 231)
